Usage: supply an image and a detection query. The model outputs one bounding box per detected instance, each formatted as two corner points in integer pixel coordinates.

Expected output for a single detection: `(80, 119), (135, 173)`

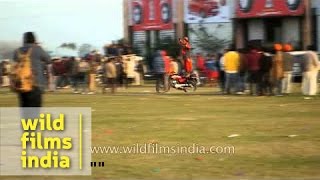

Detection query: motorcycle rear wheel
(156, 84), (166, 93)
(184, 80), (197, 92)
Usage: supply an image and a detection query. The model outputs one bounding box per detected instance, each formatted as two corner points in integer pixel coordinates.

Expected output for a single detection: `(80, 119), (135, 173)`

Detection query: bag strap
(26, 47), (33, 56)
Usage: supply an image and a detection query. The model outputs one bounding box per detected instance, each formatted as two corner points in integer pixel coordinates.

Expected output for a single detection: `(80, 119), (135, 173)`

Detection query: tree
(116, 38), (125, 45)
(0, 41), (19, 59)
(78, 43), (94, 57)
(59, 43), (77, 50)
(189, 24), (231, 54)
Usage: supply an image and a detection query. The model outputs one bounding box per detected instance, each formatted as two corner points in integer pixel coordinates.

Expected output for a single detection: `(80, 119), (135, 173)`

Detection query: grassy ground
(0, 85), (320, 180)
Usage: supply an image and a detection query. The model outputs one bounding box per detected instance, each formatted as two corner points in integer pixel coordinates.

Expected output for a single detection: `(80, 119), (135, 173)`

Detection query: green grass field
(0, 86), (320, 180)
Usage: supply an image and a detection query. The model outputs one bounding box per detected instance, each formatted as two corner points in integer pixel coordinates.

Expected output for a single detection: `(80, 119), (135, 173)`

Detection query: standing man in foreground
(11, 32), (50, 107)
(281, 44), (294, 95)
(271, 44), (284, 96)
(224, 45), (240, 94)
(153, 50), (166, 93)
(104, 58), (117, 94)
(247, 47), (261, 95)
(302, 45), (320, 96)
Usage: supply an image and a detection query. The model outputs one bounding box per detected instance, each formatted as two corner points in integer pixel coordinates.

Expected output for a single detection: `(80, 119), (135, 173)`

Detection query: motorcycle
(168, 73), (197, 92)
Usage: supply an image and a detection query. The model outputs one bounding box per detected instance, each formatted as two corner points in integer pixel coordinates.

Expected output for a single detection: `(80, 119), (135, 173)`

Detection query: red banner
(236, 0), (305, 18)
(131, 0), (173, 31)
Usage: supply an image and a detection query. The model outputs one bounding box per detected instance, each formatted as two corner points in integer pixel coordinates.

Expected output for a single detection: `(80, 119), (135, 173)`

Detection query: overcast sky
(0, 0), (123, 51)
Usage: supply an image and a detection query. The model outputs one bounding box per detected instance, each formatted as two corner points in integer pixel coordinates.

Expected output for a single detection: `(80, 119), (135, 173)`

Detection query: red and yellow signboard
(236, 0), (305, 18)
(132, 0), (173, 31)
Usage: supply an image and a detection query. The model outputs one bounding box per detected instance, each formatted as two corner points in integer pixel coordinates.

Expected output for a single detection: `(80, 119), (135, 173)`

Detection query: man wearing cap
(282, 44), (294, 95)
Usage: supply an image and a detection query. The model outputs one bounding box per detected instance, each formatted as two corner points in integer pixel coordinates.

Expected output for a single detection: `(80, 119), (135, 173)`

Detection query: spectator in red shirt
(247, 47), (262, 95)
(196, 53), (205, 72)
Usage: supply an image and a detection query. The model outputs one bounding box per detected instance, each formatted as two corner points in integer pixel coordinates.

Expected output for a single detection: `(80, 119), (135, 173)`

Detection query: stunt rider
(179, 37), (193, 74)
